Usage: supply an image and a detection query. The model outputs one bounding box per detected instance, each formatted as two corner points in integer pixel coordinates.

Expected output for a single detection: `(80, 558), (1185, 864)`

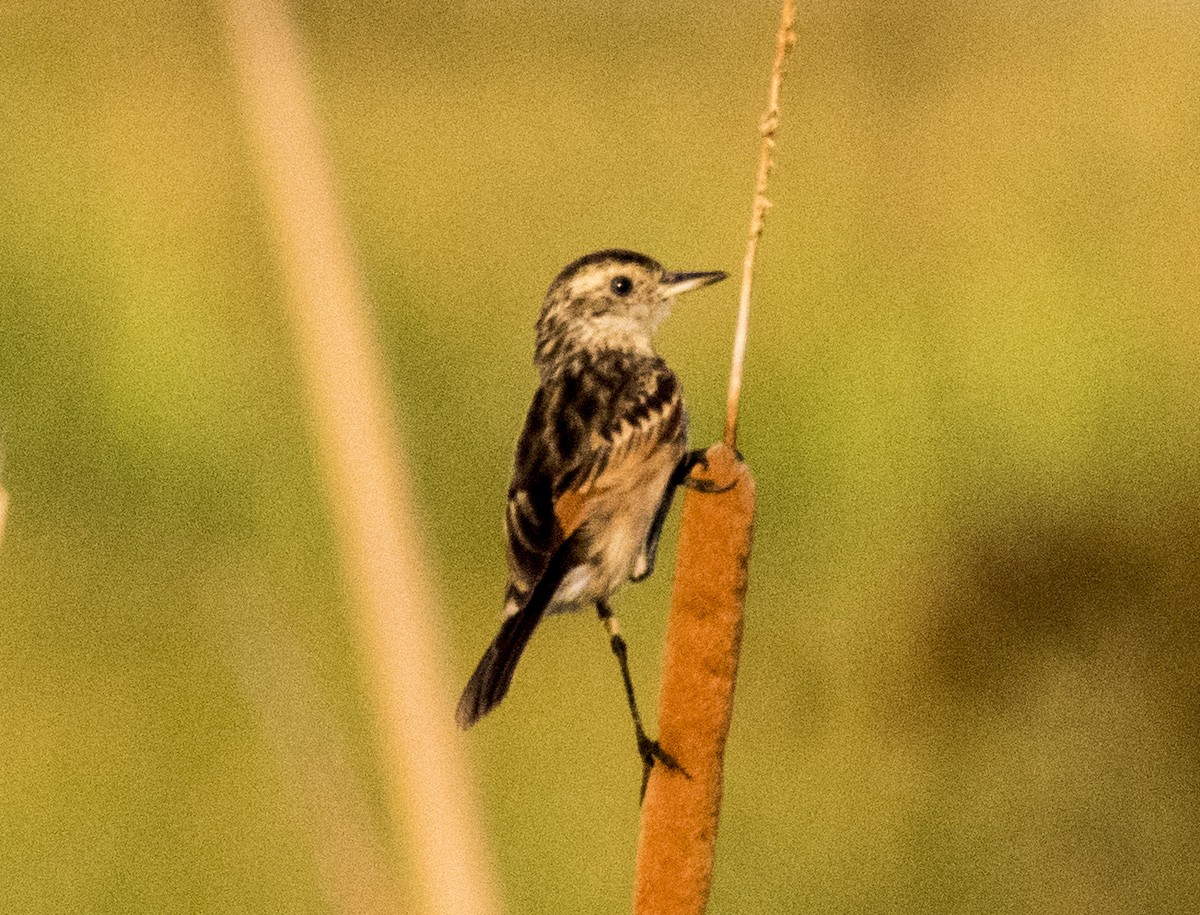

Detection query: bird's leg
(596, 599), (683, 800)
(634, 450), (734, 585)
(679, 448), (737, 494)
(633, 474), (681, 583)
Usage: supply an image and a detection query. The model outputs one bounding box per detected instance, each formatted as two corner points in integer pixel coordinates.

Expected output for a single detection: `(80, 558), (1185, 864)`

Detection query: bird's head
(534, 249), (726, 369)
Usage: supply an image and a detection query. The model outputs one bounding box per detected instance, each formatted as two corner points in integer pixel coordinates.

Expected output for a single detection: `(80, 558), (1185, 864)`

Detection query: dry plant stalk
(634, 2), (794, 912)
(215, 2), (501, 914)
(0, 486), (7, 553)
(725, 0), (797, 452)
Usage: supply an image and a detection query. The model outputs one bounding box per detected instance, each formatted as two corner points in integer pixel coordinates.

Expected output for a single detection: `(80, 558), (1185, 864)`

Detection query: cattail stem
(724, 0), (797, 450)
(633, 445), (755, 914)
(635, 2), (794, 910)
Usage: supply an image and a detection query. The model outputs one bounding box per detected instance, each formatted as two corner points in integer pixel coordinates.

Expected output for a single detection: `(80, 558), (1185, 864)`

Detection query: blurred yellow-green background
(3, 1), (1199, 912)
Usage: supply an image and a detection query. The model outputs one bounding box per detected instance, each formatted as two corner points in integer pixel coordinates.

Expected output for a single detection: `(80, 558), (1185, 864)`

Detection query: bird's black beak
(660, 270), (728, 297)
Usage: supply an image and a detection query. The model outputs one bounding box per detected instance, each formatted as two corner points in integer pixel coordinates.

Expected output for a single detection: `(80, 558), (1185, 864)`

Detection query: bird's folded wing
(504, 358), (685, 599)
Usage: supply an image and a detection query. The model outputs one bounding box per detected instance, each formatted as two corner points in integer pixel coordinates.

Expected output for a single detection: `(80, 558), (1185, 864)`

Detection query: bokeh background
(3, 1), (1199, 912)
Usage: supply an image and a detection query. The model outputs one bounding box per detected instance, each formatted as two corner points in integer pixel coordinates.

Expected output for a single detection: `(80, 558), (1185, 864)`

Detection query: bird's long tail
(456, 533), (580, 729)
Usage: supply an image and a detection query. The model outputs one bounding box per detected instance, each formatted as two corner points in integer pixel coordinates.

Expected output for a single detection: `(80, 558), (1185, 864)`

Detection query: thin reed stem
(725, 0), (797, 450)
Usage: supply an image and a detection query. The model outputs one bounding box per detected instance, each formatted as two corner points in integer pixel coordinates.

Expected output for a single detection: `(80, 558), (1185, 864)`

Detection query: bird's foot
(684, 475), (736, 494)
(637, 732), (687, 802)
(683, 452), (737, 494)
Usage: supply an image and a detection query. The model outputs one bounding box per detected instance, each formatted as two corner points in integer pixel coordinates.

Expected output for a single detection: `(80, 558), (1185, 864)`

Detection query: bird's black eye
(610, 275), (633, 296)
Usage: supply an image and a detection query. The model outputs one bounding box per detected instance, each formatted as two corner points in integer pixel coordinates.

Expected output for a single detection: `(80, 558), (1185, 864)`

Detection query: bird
(455, 248), (727, 794)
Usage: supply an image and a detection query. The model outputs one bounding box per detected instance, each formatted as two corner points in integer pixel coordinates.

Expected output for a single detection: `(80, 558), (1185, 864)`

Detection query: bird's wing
(467, 357), (684, 729)
(504, 356), (686, 605)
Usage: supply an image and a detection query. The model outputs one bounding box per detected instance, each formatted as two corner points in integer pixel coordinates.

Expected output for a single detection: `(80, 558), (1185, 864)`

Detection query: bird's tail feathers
(455, 533), (580, 729)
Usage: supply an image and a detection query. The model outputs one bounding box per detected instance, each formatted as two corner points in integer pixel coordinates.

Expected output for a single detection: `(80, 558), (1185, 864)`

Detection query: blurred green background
(3, 1), (1199, 912)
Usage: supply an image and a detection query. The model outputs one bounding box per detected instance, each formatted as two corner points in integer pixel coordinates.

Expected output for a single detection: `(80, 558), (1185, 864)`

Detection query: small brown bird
(456, 249), (726, 793)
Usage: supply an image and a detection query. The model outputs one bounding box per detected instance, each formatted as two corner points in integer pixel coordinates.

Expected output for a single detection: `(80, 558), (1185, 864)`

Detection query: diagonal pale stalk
(214, 2), (502, 914)
(634, 1), (794, 912)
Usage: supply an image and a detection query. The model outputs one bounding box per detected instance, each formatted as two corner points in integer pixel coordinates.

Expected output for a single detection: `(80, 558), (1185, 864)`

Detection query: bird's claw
(637, 734), (687, 802)
(682, 451), (737, 494)
(684, 476), (736, 494)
